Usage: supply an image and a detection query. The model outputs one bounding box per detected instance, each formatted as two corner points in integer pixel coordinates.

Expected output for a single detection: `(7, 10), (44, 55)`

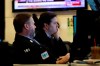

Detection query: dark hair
(38, 12), (57, 29)
(13, 14), (31, 33)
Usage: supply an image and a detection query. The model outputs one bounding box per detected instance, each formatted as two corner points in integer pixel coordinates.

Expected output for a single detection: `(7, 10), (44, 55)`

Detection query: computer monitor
(12, 0), (87, 12)
(70, 10), (96, 62)
(87, 0), (100, 11)
(73, 16), (77, 36)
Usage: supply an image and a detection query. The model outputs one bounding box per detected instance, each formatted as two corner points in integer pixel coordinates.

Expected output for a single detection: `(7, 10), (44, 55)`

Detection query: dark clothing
(35, 30), (68, 61)
(12, 34), (56, 64)
(69, 34), (91, 62)
(0, 42), (13, 66)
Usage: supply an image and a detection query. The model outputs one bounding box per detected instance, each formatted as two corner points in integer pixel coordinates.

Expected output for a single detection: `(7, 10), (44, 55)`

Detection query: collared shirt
(45, 32), (52, 39)
(25, 36), (41, 46)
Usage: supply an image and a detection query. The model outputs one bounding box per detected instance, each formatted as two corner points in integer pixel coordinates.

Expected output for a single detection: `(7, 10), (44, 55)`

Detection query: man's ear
(24, 23), (29, 30)
(44, 23), (49, 29)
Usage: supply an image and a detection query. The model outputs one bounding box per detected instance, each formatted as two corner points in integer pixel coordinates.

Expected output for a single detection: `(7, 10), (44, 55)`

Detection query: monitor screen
(12, 0), (86, 12)
(73, 16), (77, 36)
(87, 0), (98, 11)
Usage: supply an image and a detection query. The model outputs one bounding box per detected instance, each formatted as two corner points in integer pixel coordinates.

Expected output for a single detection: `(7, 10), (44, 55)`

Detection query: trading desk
(14, 63), (100, 66)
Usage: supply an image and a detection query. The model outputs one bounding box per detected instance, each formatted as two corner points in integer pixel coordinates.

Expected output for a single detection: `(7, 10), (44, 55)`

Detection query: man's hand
(53, 30), (60, 40)
(56, 53), (70, 64)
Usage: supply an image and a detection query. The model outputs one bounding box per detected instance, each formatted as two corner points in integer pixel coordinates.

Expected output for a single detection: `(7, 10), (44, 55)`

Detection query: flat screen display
(12, 0), (86, 12)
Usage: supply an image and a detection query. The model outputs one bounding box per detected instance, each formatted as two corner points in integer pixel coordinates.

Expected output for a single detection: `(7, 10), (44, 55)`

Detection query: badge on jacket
(24, 48), (30, 53)
(41, 51), (49, 60)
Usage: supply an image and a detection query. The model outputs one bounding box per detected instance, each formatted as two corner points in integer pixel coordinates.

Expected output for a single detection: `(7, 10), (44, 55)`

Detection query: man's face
(48, 17), (58, 35)
(27, 17), (36, 37)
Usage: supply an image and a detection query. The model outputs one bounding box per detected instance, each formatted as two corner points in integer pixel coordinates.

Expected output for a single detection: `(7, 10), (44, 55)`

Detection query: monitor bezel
(12, 0), (87, 12)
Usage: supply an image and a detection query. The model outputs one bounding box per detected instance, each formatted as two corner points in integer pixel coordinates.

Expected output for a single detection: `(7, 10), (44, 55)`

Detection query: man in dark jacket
(35, 12), (70, 64)
(12, 13), (55, 64)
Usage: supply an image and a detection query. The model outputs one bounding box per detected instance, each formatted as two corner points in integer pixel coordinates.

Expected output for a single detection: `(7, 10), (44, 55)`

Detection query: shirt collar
(45, 32), (52, 38)
(24, 36), (33, 40)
